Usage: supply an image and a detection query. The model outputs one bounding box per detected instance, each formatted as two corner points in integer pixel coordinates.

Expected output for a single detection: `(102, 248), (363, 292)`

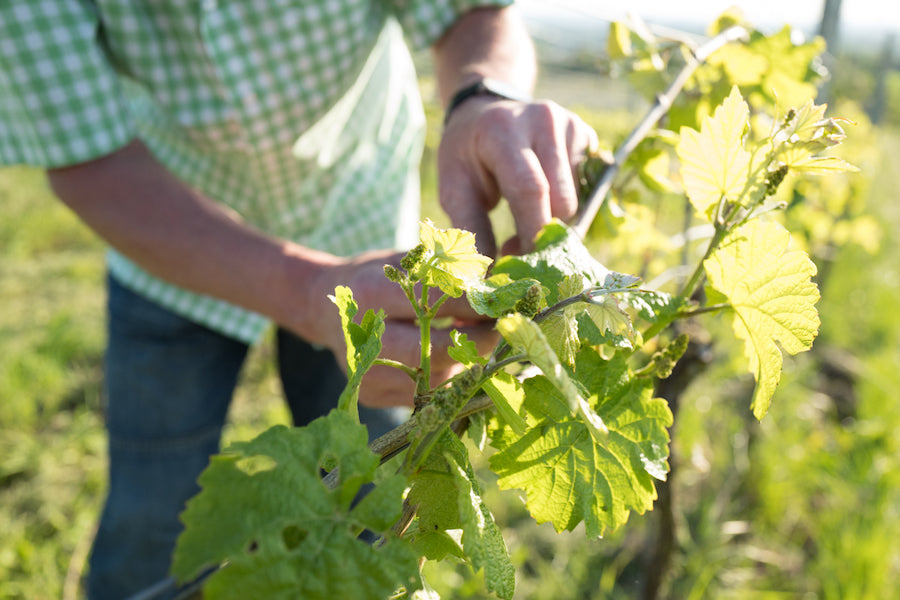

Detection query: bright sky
(519, 0), (900, 37)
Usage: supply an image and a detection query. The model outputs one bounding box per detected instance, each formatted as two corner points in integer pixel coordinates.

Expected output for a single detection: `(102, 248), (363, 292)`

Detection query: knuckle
(524, 100), (564, 129)
(525, 99), (556, 122)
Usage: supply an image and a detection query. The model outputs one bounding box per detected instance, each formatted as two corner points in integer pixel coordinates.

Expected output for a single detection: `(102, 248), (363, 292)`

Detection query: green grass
(0, 168), (107, 599)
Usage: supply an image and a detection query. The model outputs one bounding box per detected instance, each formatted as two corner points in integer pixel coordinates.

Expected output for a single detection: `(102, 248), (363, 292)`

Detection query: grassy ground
(2, 74), (900, 599)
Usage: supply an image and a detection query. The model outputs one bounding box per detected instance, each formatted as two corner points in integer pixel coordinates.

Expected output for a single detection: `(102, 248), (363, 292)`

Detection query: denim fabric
(87, 277), (407, 600)
(275, 327), (410, 439)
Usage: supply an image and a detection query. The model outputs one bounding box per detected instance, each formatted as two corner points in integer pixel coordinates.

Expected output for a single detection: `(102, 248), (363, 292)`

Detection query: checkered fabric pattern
(0, 0), (513, 343)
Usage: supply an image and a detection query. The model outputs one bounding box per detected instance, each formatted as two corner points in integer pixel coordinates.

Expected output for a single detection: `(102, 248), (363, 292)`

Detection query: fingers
(514, 102), (580, 228)
(439, 98), (599, 255)
(485, 143), (552, 252)
(438, 148), (500, 256)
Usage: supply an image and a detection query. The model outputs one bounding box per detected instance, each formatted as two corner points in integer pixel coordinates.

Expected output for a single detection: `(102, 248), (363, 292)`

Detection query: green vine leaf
(747, 26), (825, 107)
(408, 432), (515, 599)
(417, 219), (493, 297)
(172, 411), (418, 600)
(407, 438), (462, 534)
(539, 275), (586, 367)
(677, 85), (752, 219)
(704, 219), (820, 419)
(446, 436), (516, 600)
(489, 351), (673, 538)
(540, 310), (581, 368)
(620, 290), (687, 329)
(466, 274), (543, 318)
(481, 371), (528, 436)
(497, 312), (610, 443)
(448, 330), (487, 367)
(492, 220), (610, 304)
(582, 294), (637, 346)
(778, 144), (859, 175)
(329, 286), (385, 419)
(773, 99), (859, 176)
(407, 527), (464, 562)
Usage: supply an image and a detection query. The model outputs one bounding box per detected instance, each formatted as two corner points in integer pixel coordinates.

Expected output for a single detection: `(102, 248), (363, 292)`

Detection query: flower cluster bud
(415, 403), (441, 431)
(513, 283), (544, 319)
(651, 333), (689, 379)
(383, 265), (406, 284)
(765, 164), (790, 197)
(400, 243), (427, 276)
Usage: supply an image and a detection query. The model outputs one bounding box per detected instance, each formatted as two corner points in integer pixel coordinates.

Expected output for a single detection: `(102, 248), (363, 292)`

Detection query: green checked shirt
(0, 0), (512, 343)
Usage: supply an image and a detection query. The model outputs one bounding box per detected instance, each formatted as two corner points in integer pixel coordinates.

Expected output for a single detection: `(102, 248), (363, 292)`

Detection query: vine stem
(677, 195), (748, 299)
(320, 393), (496, 491)
(373, 358), (418, 380)
(416, 283), (433, 398)
(676, 217), (728, 299)
(572, 25), (749, 239)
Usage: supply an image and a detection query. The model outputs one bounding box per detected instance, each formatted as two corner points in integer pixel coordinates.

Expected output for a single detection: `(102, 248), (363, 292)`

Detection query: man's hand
(300, 249), (498, 408)
(438, 95), (598, 256)
(432, 6), (599, 257)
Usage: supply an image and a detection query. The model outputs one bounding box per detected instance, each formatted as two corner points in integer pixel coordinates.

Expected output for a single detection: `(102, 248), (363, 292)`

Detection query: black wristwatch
(443, 77), (533, 126)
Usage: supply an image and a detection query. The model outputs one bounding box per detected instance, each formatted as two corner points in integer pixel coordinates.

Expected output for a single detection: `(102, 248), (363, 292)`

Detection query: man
(0, 1), (597, 597)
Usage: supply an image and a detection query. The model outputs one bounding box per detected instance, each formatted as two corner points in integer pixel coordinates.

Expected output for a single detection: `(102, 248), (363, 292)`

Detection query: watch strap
(443, 77), (533, 126)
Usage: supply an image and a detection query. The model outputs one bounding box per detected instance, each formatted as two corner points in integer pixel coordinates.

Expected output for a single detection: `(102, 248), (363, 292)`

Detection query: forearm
(46, 139), (336, 340)
(431, 6), (536, 105)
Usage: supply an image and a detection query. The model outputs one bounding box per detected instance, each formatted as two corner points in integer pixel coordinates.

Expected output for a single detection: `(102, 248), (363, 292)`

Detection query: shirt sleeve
(0, 1), (135, 168)
(388, 0), (516, 51)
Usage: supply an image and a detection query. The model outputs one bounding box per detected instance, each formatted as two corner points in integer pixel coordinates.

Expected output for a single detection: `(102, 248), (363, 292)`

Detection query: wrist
(275, 243), (344, 343)
(443, 77), (532, 126)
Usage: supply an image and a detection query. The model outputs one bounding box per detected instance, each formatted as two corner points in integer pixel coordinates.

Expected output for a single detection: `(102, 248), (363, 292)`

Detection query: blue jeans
(86, 276), (407, 600)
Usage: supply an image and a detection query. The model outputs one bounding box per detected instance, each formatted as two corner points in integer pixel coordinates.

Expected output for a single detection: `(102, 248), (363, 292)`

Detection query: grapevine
(168, 11), (859, 600)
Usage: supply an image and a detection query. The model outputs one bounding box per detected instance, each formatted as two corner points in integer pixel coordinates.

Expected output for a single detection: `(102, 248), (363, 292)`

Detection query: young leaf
(448, 330), (487, 367)
(492, 220), (610, 305)
(538, 275), (586, 366)
(583, 294), (637, 346)
(407, 451), (462, 533)
(489, 351), (673, 538)
(772, 100), (858, 177)
(677, 85), (752, 219)
(704, 220), (820, 419)
(777, 148), (859, 175)
(481, 371), (528, 436)
(466, 274), (543, 318)
(407, 527), (464, 562)
(417, 219), (493, 297)
(540, 311), (581, 368)
(747, 27), (825, 106)
(330, 286), (385, 419)
(619, 290), (687, 329)
(607, 20), (633, 59)
(172, 411), (418, 600)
